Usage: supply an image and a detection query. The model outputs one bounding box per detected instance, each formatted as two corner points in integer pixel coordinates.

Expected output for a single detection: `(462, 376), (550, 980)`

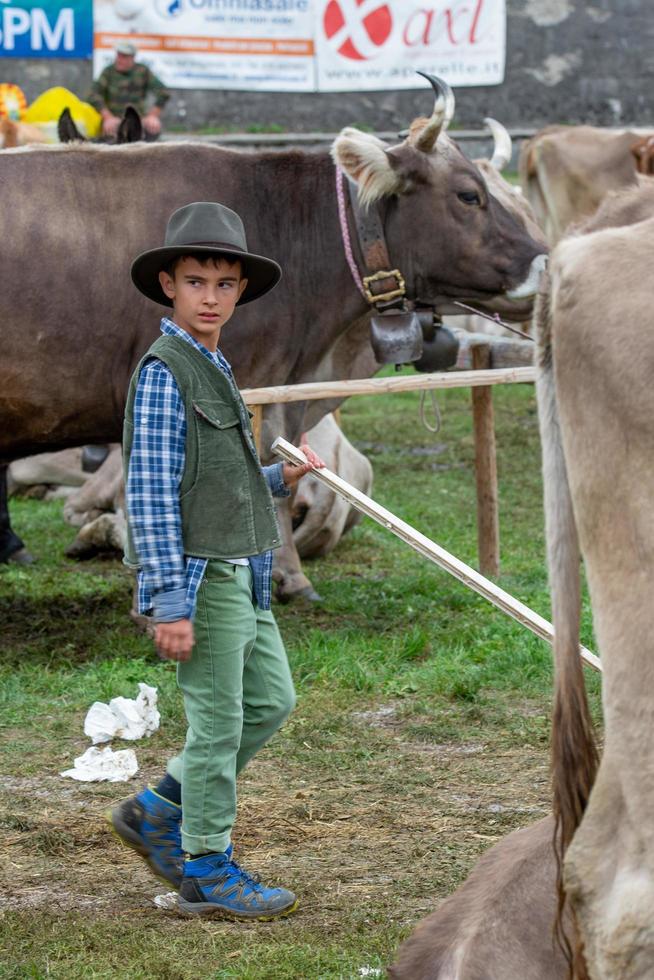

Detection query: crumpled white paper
(153, 892), (179, 910)
(60, 745), (139, 782)
(84, 683), (160, 744)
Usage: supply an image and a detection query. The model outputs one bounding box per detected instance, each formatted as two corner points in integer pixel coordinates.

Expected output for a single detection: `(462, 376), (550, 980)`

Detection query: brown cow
(536, 181), (654, 978)
(519, 125), (648, 244)
(0, 78), (545, 595)
(389, 817), (567, 979)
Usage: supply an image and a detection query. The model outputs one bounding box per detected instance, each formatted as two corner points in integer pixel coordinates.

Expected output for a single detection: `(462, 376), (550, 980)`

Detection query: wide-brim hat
(131, 201), (282, 308)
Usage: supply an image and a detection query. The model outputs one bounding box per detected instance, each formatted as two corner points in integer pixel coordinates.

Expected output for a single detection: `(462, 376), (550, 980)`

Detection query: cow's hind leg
(0, 465), (34, 564)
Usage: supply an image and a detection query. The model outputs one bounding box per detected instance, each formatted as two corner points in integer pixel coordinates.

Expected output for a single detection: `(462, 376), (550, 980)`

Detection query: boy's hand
(282, 444), (326, 487)
(155, 619), (194, 661)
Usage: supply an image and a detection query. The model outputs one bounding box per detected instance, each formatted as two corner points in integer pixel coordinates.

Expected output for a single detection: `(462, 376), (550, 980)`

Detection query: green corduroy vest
(123, 335), (281, 567)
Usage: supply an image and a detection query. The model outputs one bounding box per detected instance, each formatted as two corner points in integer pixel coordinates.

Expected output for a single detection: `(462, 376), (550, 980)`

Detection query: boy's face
(159, 256), (248, 351)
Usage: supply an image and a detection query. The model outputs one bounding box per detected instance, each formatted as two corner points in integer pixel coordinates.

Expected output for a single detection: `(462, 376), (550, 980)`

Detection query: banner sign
(316, 0), (505, 91)
(1, 0), (92, 57)
(93, 0), (505, 91)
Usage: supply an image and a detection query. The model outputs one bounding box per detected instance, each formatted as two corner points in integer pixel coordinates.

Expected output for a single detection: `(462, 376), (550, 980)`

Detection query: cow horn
(484, 117), (512, 171)
(414, 72), (456, 153)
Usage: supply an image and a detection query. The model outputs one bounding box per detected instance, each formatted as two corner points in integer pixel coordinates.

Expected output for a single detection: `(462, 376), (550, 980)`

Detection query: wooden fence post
(251, 404), (263, 455)
(471, 343), (500, 578)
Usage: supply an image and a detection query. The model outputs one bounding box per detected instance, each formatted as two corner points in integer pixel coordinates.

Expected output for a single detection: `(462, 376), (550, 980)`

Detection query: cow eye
(458, 190), (481, 205)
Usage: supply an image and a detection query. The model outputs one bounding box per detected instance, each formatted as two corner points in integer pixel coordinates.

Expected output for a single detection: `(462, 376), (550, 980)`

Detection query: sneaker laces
(227, 858), (264, 893)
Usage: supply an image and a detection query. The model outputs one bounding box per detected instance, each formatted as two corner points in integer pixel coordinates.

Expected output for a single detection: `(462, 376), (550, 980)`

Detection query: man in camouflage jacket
(88, 42), (170, 139)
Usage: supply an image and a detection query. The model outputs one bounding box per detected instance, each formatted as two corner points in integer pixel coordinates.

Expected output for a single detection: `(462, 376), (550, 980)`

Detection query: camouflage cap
(115, 41), (137, 56)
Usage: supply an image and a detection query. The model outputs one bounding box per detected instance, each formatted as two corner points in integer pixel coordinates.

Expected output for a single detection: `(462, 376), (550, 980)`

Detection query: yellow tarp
(23, 87), (102, 139)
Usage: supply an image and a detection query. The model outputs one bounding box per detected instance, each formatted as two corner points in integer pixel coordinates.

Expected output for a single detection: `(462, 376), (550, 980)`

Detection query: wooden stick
(272, 437), (601, 673)
(242, 366), (535, 406)
(471, 344), (500, 578)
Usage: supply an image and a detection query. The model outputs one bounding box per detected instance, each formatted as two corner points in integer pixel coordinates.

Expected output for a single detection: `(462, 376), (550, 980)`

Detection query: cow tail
(534, 277), (599, 979)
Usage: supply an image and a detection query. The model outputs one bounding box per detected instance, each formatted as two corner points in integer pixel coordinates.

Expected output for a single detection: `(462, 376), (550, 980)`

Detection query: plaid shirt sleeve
(126, 360), (187, 614)
(263, 462), (290, 498)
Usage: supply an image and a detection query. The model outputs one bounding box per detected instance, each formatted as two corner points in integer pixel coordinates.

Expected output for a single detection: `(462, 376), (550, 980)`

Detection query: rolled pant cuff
(182, 831), (232, 856)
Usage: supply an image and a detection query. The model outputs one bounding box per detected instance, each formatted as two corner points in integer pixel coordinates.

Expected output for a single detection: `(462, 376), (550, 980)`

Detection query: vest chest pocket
(192, 400), (245, 466)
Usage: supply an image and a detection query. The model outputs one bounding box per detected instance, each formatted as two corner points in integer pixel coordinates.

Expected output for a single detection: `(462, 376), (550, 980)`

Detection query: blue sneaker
(178, 846), (298, 920)
(109, 787), (183, 888)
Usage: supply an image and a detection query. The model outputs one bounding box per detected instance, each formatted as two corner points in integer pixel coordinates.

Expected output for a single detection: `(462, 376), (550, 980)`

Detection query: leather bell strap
(345, 174), (407, 312)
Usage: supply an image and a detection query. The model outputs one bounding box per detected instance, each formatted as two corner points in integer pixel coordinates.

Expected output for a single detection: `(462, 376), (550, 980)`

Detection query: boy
(112, 201), (323, 919)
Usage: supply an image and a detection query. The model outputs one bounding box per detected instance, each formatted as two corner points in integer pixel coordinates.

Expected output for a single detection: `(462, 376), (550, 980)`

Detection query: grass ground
(0, 381), (601, 979)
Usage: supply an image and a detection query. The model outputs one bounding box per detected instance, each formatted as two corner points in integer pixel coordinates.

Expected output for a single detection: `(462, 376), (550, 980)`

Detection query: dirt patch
(0, 707), (550, 930)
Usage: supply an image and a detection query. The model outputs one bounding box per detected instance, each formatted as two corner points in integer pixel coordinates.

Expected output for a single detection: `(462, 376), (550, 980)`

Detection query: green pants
(166, 560), (295, 855)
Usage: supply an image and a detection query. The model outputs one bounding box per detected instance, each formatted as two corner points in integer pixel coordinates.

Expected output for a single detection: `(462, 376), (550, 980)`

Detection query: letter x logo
(323, 0), (393, 61)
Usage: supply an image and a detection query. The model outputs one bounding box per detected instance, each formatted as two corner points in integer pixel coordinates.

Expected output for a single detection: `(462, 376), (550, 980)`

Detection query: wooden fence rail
(242, 358), (536, 578)
(242, 365), (536, 404)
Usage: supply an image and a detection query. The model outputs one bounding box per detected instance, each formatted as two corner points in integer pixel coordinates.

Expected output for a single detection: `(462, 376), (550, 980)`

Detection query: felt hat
(131, 201), (282, 307)
(115, 41), (137, 56)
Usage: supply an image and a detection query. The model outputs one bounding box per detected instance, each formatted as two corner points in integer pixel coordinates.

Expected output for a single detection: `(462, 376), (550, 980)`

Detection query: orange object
(0, 83), (27, 121)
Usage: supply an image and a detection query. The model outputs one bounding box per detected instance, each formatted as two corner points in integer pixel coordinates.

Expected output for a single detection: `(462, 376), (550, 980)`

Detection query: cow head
(331, 75), (547, 324)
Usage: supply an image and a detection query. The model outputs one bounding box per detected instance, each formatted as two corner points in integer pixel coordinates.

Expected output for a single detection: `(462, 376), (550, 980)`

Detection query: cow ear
(331, 128), (403, 207)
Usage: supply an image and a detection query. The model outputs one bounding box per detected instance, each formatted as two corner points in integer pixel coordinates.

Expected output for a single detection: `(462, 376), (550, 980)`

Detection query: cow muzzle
(506, 253), (548, 301)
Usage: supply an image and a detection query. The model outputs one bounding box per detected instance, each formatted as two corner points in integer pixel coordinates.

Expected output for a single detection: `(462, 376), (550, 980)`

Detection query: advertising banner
(316, 0), (505, 91)
(1, 0), (92, 57)
(94, 0), (316, 91)
(93, 0), (505, 91)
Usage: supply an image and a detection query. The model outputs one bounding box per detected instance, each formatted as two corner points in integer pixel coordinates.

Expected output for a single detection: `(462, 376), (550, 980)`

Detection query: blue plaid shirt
(126, 317), (289, 622)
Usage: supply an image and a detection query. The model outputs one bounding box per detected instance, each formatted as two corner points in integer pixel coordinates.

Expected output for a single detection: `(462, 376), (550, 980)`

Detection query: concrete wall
(2, 0), (653, 133)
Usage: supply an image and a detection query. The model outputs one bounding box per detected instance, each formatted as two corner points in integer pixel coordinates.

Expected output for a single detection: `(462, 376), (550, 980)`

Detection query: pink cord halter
(335, 166), (366, 298)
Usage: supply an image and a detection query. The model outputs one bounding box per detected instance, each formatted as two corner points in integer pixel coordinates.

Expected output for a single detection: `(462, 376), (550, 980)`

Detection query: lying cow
(389, 817), (567, 979)
(8, 447), (86, 498)
(7, 421), (370, 563)
(7, 444), (124, 560)
(61, 425), (370, 563)
(63, 445), (124, 558)
(291, 414), (372, 560)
